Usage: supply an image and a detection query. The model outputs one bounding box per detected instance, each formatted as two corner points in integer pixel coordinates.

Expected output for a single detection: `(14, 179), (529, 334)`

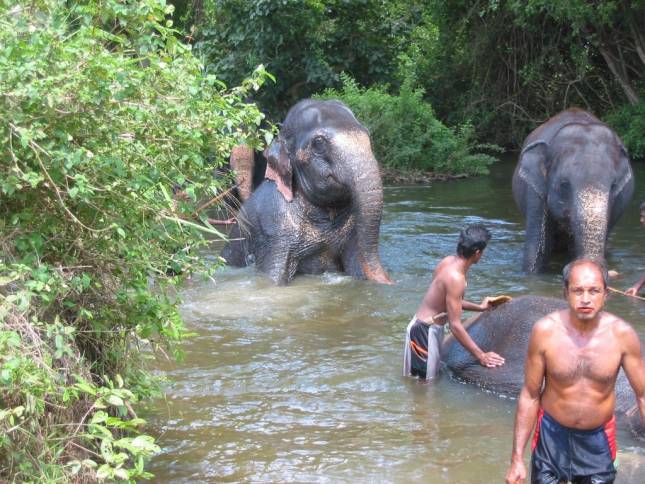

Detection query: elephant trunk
(572, 187), (610, 262)
(347, 134), (392, 285)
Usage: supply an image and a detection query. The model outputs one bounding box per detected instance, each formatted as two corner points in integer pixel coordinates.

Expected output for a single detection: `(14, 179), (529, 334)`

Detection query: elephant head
(513, 109), (634, 272)
(263, 99), (391, 284)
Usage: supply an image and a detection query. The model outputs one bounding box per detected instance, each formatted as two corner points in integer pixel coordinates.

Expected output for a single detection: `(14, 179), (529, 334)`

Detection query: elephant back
(442, 295), (566, 396)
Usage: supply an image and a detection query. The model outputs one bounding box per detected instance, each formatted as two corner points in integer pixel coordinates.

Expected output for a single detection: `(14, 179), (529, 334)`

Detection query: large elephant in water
(512, 108), (634, 273)
(441, 295), (645, 440)
(222, 99), (392, 285)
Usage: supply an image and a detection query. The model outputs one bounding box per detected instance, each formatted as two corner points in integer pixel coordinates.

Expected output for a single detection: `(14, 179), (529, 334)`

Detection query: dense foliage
(182, 0), (423, 114)
(1, 0), (643, 480)
(421, 0), (645, 148)
(318, 75), (500, 175)
(182, 0), (644, 158)
(0, 0), (268, 480)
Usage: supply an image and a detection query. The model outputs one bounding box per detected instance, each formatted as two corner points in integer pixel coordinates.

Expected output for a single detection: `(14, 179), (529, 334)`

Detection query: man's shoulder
(435, 259), (465, 282)
(532, 310), (563, 334)
(602, 311), (637, 339)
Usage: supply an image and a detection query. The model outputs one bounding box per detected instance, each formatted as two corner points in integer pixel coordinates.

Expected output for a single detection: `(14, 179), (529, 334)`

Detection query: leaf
(105, 394), (124, 407)
(74, 382), (97, 396)
(100, 438), (114, 463)
(0, 275), (19, 286)
(96, 464), (113, 480)
(89, 423), (113, 439)
(130, 435), (160, 454)
(114, 467), (129, 480)
(68, 460), (82, 475)
(161, 215), (225, 237)
(90, 410), (108, 424)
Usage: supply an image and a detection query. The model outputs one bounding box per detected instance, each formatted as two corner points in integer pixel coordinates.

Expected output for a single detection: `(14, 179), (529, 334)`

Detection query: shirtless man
(403, 225), (505, 380)
(505, 259), (645, 483)
(625, 201), (645, 296)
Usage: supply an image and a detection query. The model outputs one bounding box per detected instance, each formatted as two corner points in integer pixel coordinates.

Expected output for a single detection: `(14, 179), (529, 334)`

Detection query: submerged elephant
(221, 99), (392, 285)
(512, 108), (634, 273)
(441, 295), (645, 439)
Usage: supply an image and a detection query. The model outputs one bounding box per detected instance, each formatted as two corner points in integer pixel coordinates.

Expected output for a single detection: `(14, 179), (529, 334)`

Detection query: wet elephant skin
(222, 99), (391, 286)
(512, 108), (634, 273)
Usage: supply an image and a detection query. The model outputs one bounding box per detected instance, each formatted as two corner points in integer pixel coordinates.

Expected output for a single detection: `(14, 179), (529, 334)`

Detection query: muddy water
(146, 161), (645, 482)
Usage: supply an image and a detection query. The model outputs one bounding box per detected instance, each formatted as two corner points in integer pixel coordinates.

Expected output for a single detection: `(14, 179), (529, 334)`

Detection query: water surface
(146, 161), (645, 482)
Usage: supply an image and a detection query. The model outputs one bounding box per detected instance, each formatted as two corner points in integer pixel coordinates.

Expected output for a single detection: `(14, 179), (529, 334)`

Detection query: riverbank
(380, 167), (470, 184)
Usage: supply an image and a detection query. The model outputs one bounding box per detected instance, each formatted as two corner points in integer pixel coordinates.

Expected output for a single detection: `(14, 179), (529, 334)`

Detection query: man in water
(505, 259), (645, 483)
(625, 201), (645, 296)
(403, 225), (505, 380)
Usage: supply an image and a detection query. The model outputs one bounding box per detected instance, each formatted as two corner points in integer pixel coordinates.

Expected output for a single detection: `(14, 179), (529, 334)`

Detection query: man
(625, 201), (645, 296)
(505, 259), (645, 484)
(403, 225), (505, 380)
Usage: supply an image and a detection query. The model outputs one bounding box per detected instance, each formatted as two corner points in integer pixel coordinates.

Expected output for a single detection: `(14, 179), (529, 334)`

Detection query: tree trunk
(597, 44), (640, 105)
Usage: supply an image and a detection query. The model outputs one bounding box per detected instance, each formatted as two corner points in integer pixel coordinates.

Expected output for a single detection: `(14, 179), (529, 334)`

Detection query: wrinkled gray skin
(512, 108), (634, 273)
(222, 99), (392, 285)
(442, 295), (645, 440)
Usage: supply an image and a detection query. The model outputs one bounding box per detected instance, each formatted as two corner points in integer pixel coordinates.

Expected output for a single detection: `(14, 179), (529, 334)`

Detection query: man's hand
(625, 286), (639, 297)
(479, 297), (493, 311)
(505, 459), (527, 484)
(479, 351), (505, 367)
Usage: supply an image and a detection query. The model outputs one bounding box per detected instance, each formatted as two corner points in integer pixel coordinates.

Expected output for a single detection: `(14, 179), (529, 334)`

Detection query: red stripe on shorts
(603, 415), (617, 461)
(531, 407), (545, 452)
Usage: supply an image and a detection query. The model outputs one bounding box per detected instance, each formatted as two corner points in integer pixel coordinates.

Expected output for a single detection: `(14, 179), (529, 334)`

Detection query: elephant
(221, 99), (392, 286)
(512, 108), (634, 273)
(441, 295), (645, 440)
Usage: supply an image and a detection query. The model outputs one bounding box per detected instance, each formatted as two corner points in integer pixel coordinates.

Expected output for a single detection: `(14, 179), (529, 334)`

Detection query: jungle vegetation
(178, 0), (644, 159)
(1, 0), (268, 480)
(1, 0), (643, 481)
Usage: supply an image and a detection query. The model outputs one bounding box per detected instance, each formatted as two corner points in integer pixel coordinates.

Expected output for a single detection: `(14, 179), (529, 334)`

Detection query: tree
(189, 0), (424, 117)
(0, 0), (268, 480)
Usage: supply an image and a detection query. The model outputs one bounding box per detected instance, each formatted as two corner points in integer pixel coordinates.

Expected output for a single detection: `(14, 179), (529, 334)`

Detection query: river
(146, 160), (645, 482)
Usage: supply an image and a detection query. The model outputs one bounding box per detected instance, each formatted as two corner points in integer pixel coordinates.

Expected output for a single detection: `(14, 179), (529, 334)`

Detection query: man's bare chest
(546, 338), (621, 386)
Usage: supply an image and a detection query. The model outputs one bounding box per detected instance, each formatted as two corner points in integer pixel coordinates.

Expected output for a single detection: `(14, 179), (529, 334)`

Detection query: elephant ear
(613, 144), (633, 197)
(516, 141), (548, 200)
(264, 137), (293, 202)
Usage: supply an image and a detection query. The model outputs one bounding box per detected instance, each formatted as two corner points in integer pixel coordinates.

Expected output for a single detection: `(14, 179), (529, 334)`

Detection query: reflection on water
(146, 161), (645, 482)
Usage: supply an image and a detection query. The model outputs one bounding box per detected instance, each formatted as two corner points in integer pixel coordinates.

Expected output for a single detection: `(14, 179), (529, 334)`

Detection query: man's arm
(462, 298), (491, 312)
(506, 322), (547, 484)
(619, 322), (645, 426)
(445, 278), (504, 367)
(625, 273), (645, 296)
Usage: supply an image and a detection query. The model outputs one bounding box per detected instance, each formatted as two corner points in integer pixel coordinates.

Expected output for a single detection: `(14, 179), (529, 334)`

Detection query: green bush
(0, 0), (269, 481)
(605, 98), (645, 161)
(317, 74), (500, 175)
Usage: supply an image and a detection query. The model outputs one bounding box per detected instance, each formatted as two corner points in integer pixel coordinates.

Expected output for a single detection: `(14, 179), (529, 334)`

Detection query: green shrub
(317, 74), (500, 175)
(605, 98), (645, 161)
(0, 0), (269, 480)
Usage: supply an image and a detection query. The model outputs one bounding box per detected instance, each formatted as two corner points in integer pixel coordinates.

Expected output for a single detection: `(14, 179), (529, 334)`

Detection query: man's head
(562, 258), (608, 321)
(457, 225), (491, 262)
(640, 201), (645, 226)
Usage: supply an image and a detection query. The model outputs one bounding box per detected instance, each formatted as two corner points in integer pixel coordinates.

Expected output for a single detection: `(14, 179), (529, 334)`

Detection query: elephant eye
(311, 136), (327, 154)
(559, 180), (570, 192)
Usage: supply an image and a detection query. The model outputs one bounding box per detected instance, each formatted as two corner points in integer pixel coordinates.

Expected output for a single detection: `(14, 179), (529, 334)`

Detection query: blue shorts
(531, 409), (617, 483)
